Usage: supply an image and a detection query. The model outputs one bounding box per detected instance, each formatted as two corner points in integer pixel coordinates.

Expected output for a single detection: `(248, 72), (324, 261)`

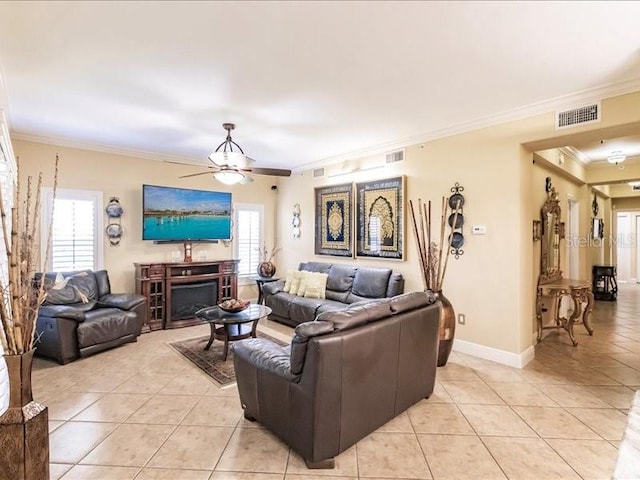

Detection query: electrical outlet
(458, 313), (466, 325)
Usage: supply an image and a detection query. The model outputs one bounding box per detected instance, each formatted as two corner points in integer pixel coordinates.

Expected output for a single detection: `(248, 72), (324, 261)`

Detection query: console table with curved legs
(536, 278), (594, 346)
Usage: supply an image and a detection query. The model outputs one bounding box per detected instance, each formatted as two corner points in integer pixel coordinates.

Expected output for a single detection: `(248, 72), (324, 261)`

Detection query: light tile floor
(34, 285), (640, 480)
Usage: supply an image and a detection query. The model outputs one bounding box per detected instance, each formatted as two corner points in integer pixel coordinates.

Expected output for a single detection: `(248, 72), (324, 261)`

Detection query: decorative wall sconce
(448, 182), (464, 259)
(105, 197), (123, 246)
(533, 220), (542, 241)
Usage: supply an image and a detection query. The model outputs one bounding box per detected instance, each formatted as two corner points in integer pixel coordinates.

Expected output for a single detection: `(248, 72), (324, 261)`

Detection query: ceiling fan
(178, 123), (291, 185)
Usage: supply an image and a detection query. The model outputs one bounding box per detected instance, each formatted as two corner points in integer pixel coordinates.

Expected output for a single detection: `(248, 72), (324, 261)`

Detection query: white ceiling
(1, 1), (640, 170)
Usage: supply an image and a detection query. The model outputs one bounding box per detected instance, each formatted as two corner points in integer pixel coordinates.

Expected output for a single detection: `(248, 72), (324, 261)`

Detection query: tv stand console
(134, 260), (239, 331)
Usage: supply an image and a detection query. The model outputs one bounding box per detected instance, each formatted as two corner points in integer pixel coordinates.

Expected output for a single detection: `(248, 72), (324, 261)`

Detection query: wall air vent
(555, 103), (600, 130)
(386, 149), (405, 164)
(313, 168), (325, 178)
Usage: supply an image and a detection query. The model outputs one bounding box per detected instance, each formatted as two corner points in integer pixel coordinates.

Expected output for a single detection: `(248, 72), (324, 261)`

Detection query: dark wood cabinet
(134, 260), (239, 331)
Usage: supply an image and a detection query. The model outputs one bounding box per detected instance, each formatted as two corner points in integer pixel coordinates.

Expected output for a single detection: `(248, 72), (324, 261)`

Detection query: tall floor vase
(434, 291), (456, 367)
(0, 349), (49, 480)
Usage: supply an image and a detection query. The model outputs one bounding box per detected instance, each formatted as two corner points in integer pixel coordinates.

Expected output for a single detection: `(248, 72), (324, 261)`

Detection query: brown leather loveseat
(233, 291), (440, 468)
(35, 270), (146, 364)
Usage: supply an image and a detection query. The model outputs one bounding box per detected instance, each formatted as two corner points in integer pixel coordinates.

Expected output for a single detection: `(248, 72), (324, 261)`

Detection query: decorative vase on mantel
(257, 261), (276, 278)
(0, 349), (49, 480)
(433, 291), (456, 367)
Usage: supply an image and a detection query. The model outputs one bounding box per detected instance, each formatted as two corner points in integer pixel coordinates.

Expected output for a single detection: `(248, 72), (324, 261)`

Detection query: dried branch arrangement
(0, 155), (59, 355)
(409, 197), (462, 292)
(257, 244), (282, 264)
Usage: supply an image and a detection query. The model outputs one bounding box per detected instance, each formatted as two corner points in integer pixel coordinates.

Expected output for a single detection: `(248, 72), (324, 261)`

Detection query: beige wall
(278, 121), (541, 355)
(14, 140), (279, 299)
(277, 91), (640, 356)
(613, 197), (640, 211)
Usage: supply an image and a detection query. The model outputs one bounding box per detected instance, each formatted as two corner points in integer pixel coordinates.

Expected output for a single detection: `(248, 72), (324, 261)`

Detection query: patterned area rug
(169, 330), (289, 387)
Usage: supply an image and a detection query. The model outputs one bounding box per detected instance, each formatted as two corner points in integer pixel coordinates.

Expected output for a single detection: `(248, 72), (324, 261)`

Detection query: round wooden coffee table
(195, 304), (272, 361)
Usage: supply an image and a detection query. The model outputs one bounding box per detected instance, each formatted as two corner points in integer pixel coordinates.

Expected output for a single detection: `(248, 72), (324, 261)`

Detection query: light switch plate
(472, 225), (487, 235)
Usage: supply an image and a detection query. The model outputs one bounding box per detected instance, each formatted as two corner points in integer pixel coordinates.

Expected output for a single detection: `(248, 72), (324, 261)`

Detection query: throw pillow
(304, 272), (329, 299)
(289, 271), (304, 295)
(282, 270), (295, 293)
(296, 270), (315, 297)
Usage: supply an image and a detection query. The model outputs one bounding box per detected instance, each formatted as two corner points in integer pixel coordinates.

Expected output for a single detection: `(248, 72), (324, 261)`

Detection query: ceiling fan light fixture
(208, 123), (255, 169)
(214, 170), (245, 185)
(607, 151), (626, 164)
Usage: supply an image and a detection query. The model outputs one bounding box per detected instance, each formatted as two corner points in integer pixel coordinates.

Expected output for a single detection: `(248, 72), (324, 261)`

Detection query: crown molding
(294, 76), (640, 173)
(7, 76), (640, 173)
(559, 146), (589, 165)
(9, 131), (208, 166)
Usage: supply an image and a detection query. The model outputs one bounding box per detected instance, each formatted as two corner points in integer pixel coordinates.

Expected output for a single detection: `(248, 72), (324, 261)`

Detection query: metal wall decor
(105, 197), (124, 246)
(292, 203), (301, 238)
(314, 183), (353, 257)
(448, 183), (464, 259)
(591, 194), (604, 240)
(355, 176), (405, 260)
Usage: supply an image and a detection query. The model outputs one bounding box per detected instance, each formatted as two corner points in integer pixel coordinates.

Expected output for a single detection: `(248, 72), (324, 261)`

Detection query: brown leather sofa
(263, 261), (404, 327)
(233, 291), (440, 468)
(34, 270), (146, 364)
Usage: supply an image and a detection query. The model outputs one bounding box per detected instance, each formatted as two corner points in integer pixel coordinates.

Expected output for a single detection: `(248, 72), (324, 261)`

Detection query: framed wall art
(314, 182), (353, 257)
(355, 176), (405, 260)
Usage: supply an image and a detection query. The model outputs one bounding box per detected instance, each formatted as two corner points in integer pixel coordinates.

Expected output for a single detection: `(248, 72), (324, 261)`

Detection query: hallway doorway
(616, 211), (639, 283)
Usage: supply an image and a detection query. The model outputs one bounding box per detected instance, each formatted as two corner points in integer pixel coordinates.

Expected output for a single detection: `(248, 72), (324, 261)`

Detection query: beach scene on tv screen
(143, 185), (232, 240)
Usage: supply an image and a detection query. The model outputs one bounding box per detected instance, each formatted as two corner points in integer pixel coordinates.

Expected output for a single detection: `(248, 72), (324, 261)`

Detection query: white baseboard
(452, 339), (535, 369)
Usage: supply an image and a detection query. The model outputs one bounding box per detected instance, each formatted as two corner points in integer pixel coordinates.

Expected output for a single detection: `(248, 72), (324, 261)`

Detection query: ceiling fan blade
(165, 159), (212, 168)
(248, 167), (292, 177)
(179, 171), (214, 179)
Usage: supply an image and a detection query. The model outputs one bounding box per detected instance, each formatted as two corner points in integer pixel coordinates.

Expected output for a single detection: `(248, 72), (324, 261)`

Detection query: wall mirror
(539, 178), (563, 283)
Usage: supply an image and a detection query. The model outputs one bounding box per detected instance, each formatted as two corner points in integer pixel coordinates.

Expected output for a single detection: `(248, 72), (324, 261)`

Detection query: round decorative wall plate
(106, 223), (123, 238)
(449, 232), (464, 249)
(447, 213), (464, 228)
(448, 193), (465, 209)
(105, 197), (124, 218)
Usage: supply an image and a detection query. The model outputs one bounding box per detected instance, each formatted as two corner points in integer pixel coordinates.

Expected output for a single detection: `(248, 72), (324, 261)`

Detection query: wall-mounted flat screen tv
(142, 184), (232, 241)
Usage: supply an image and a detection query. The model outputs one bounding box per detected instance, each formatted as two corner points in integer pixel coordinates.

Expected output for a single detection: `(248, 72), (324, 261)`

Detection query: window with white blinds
(234, 204), (263, 277)
(42, 189), (103, 272)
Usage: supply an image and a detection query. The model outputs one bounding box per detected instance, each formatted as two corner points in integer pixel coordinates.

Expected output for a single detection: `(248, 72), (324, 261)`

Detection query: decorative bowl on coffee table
(218, 301), (250, 313)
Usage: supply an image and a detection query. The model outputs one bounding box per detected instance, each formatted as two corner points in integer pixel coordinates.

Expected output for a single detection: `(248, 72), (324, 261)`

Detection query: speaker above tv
(142, 184), (232, 242)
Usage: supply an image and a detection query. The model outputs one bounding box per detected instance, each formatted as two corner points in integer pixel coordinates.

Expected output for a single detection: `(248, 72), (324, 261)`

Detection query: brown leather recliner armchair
(233, 291), (440, 468)
(35, 270), (146, 364)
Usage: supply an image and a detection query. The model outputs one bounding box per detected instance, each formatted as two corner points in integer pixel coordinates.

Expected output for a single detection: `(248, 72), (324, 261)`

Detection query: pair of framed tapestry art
(314, 176), (405, 260)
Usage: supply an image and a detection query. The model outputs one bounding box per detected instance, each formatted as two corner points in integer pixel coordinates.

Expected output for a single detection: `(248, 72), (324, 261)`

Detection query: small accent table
(195, 304), (272, 361)
(592, 265), (617, 301)
(536, 278), (594, 346)
(252, 275), (281, 305)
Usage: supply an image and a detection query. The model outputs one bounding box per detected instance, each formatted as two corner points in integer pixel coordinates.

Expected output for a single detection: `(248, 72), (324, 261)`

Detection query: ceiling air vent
(555, 103), (600, 130)
(313, 167), (325, 178)
(386, 149), (405, 164)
